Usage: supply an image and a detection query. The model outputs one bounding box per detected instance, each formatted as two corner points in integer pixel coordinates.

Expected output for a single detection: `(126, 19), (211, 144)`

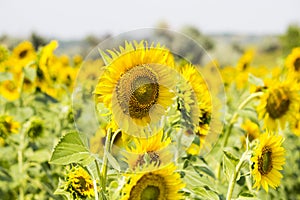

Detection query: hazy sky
(0, 0), (299, 39)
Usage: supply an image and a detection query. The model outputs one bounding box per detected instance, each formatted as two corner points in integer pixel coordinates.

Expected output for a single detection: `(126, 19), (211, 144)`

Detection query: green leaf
(54, 178), (72, 200)
(15, 107), (34, 122)
(193, 165), (216, 179)
(25, 149), (50, 163)
(182, 169), (218, 193)
(222, 154), (236, 181)
(223, 149), (239, 163)
(0, 72), (12, 82)
(0, 166), (12, 182)
(239, 192), (255, 197)
(50, 131), (94, 166)
(192, 187), (219, 200)
(23, 66), (36, 82)
(105, 150), (121, 171)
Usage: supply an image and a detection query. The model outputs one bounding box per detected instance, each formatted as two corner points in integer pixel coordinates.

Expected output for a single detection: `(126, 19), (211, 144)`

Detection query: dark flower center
(266, 88), (290, 119)
(141, 186), (160, 200)
(116, 65), (159, 119)
(294, 57), (300, 71)
(258, 146), (273, 175)
(129, 173), (165, 200)
(19, 50), (28, 59)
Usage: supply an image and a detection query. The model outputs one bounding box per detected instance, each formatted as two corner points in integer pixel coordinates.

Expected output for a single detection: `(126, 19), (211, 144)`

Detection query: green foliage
(280, 24), (300, 54)
(50, 131), (94, 166)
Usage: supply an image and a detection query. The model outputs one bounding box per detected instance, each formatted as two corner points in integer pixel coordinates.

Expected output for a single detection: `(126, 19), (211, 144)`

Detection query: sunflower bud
(24, 117), (44, 139)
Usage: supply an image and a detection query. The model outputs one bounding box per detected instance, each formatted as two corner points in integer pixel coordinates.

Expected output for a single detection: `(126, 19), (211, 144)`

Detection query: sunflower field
(0, 30), (300, 200)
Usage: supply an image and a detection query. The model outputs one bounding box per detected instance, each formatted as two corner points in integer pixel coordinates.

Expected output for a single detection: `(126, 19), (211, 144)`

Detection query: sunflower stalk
(217, 92), (263, 179)
(226, 150), (250, 200)
(17, 74), (26, 200)
(99, 128), (112, 196)
(18, 128), (25, 200)
(223, 92), (263, 148)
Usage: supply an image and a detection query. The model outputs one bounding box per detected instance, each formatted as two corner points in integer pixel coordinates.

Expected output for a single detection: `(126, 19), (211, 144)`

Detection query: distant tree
(85, 35), (101, 47)
(30, 32), (47, 50)
(0, 34), (8, 43)
(181, 26), (214, 51)
(280, 24), (300, 54)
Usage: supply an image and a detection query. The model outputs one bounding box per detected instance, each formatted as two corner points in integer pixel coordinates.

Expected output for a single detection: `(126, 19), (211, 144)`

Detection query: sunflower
(290, 111), (300, 136)
(178, 64), (212, 136)
(24, 117), (44, 139)
(35, 41), (61, 98)
(251, 132), (285, 192)
(73, 54), (83, 67)
(0, 79), (20, 101)
(11, 41), (36, 67)
(236, 49), (254, 72)
(64, 166), (95, 199)
(240, 119), (260, 147)
(123, 131), (172, 171)
(285, 47), (300, 79)
(121, 164), (185, 200)
(94, 41), (175, 136)
(0, 115), (20, 139)
(257, 79), (300, 130)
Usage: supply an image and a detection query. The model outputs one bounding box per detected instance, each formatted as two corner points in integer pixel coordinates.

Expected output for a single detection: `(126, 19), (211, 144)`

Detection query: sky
(0, 0), (299, 39)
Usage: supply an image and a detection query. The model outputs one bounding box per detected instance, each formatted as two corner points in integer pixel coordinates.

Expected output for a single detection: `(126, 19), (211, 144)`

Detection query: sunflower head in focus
(94, 41), (176, 136)
(257, 79), (300, 130)
(285, 47), (300, 78)
(63, 166), (95, 200)
(121, 164), (185, 200)
(123, 131), (172, 171)
(251, 132), (285, 192)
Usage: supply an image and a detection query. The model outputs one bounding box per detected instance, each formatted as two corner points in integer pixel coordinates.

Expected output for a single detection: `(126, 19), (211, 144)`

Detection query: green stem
(18, 130), (25, 200)
(217, 92), (263, 180)
(18, 71), (25, 107)
(100, 128), (112, 194)
(226, 151), (248, 200)
(222, 92), (263, 148)
(94, 159), (101, 200)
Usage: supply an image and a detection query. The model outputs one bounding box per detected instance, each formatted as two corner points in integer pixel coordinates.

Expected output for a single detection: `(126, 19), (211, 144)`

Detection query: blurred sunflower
(257, 79), (300, 130)
(236, 49), (254, 71)
(290, 111), (300, 136)
(94, 41), (175, 135)
(251, 132), (285, 192)
(0, 45), (9, 64)
(178, 64), (212, 154)
(58, 66), (78, 91)
(11, 41), (36, 68)
(123, 131), (172, 170)
(64, 166), (95, 199)
(0, 115), (20, 139)
(121, 164), (185, 200)
(285, 47), (300, 79)
(35, 40), (61, 98)
(73, 54), (83, 67)
(0, 79), (20, 101)
(240, 119), (260, 146)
